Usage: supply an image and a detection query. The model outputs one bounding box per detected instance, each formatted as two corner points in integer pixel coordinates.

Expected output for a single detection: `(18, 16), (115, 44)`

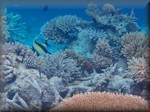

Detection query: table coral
(41, 15), (83, 44)
(51, 92), (149, 111)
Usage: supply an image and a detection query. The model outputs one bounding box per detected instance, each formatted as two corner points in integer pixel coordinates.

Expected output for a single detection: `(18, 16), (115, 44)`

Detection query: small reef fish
(32, 34), (51, 56)
(43, 5), (48, 12)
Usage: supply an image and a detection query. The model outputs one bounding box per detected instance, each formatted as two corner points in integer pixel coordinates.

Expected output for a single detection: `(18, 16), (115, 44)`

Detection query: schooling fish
(32, 34), (51, 56)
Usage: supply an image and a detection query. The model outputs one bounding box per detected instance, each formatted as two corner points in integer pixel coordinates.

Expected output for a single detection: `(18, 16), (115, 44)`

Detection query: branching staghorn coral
(92, 39), (113, 72)
(121, 32), (148, 59)
(78, 28), (108, 42)
(51, 92), (149, 111)
(41, 15), (83, 43)
(4, 9), (29, 42)
(54, 15), (82, 34)
(85, 3), (139, 35)
(44, 52), (81, 84)
(126, 57), (150, 83)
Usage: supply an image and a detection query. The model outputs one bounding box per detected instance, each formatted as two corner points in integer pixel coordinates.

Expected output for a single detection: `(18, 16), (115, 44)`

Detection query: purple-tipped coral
(92, 39), (113, 72)
(41, 15), (83, 43)
(121, 32), (148, 59)
(86, 3), (139, 35)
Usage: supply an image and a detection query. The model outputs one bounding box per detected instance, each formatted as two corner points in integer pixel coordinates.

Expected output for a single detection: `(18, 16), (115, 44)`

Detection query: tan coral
(51, 92), (149, 112)
(127, 57), (149, 83)
(121, 32), (148, 59)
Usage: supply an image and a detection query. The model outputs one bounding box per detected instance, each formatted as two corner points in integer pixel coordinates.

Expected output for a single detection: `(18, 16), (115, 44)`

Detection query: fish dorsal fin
(34, 33), (41, 41)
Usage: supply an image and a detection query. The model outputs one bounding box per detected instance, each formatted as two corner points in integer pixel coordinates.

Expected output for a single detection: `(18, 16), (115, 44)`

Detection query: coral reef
(78, 28), (108, 42)
(0, 92), (30, 111)
(64, 50), (93, 74)
(43, 52), (82, 84)
(4, 9), (29, 42)
(107, 75), (134, 93)
(0, 46), (64, 111)
(0, 15), (7, 39)
(92, 39), (113, 72)
(41, 15), (83, 44)
(1, 2), (149, 112)
(67, 28), (94, 58)
(0, 54), (18, 83)
(91, 63), (134, 93)
(121, 32), (148, 59)
(86, 3), (139, 35)
(1, 66), (63, 111)
(51, 92), (149, 111)
(1, 42), (46, 74)
(54, 15), (82, 34)
(126, 57), (149, 83)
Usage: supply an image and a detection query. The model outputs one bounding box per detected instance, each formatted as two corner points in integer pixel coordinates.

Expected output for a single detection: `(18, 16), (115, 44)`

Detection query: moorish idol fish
(32, 34), (51, 56)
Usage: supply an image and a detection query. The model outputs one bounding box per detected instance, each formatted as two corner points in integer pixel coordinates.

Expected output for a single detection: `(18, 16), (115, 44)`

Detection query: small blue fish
(32, 34), (51, 56)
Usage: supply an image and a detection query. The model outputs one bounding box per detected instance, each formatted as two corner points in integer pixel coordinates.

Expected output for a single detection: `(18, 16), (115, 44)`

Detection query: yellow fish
(32, 34), (51, 56)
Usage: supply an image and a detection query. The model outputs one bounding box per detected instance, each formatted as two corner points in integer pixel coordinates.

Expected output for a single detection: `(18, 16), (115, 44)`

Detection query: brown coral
(92, 39), (113, 72)
(121, 32), (148, 59)
(64, 50), (93, 74)
(51, 92), (149, 112)
(126, 57), (149, 83)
